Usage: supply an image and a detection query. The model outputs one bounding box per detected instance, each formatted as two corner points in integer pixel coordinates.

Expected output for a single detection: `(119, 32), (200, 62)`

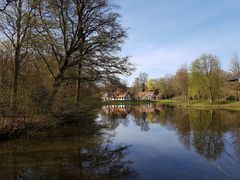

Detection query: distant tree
(228, 54), (240, 100)
(230, 54), (240, 77)
(102, 76), (127, 95)
(175, 65), (189, 100)
(147, 79), (154, 91)
(155, 75), (174, 99)
(164, 75), (174, 99)
(154, 89), (159, 96)
(191, 54), (221, 102)
(132, 77), (141, 91)
(139, 73), (148, 92)
(155, 78), (165, 98)
(131, 77), (142, 98)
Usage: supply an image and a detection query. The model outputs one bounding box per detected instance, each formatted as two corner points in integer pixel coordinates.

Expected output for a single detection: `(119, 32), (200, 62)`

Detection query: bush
(226, 95), (238, 101)
(31, 86), (50, 113)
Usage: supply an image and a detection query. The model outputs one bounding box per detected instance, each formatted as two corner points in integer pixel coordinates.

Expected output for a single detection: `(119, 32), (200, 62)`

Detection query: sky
(115, 0), (240, 85)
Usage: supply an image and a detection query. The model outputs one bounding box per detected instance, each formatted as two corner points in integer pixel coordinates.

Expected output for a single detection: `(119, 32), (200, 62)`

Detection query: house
(114, 91), (132, 100)
(102, 89), (162, 101)
(135, 91), (156, 100)
(229, 77), (240, 82)
(102, 89), (133, 101)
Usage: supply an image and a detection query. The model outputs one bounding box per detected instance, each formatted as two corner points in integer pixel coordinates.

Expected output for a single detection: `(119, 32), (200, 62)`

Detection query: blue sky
(115, 0), (240, 84)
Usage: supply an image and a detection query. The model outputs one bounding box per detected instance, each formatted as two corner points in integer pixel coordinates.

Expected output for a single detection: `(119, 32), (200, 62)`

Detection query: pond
(0, 104), (240, 179)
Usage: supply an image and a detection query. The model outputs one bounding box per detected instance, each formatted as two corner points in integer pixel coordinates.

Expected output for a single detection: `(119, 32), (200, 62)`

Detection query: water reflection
(1, 105), (240, 179)
(0, 118), (137, 179)
(101, 105), (240, 163)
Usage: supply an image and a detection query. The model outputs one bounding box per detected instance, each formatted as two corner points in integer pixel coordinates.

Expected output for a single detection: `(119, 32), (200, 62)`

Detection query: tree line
(0, 0), (134, 113)
(132, 53), (240, 102)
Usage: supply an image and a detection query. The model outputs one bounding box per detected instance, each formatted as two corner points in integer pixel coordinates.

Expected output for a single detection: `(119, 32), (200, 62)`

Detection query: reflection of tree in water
(101, 104), (240, 161)
(141, 112), (149, 132)
(233, 130), (240, 159)
(232, 112), (240, 159)
(0, 118), (137, 179)
(173, 108), (192, 150)
(191, 111), (224, 160)
(193, 131), (224, 160)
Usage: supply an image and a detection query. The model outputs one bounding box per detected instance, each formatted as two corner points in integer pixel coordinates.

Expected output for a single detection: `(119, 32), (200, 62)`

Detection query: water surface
(1, 104), (240, 179)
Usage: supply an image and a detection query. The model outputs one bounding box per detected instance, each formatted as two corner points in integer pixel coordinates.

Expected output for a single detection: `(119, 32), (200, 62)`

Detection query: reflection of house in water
(102, 105), (132, 119)
(134, 104), (163, 114)
(102, 104), (163, 118)
(102, 104), (164, 119)
(102, 104), (165, 130)
(102, 105), (132, 130)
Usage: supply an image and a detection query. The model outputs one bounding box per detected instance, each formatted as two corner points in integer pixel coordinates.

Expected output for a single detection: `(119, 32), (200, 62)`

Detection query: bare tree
(229, 54), (240, 100)
(0, 0), (35, 110)
(0, 0), (14, 11)
(34, 0), (134, 106)
(164, 74), (174, 99)
(139, 73), (148, 92)
(230, 54), (240, 77)
(0, 42), (14, 106)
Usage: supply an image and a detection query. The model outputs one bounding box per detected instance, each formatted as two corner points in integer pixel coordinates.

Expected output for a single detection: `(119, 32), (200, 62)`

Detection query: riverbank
(103, 99), (240, 111)
(158, 99), (240, 111)
(0, 104), (101, 141)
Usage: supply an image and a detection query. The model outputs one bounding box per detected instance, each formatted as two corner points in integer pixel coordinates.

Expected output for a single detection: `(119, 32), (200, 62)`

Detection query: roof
(112, 89), (132, 98)
(229, 77), (240, 82)
(136, 91), (155, 98)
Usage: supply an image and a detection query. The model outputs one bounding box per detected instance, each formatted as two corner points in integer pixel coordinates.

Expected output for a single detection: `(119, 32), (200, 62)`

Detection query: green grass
(157, 99), (240, 111)
(158, 99), (175, 103)
(180, 100), (240, 106)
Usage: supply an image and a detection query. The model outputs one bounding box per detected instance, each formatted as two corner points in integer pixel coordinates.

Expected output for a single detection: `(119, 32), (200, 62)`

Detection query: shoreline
(103, 100), (240, 111)
(158, 100), (240, 111)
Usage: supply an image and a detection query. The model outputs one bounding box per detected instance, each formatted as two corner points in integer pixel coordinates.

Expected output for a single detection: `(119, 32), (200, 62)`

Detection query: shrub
(226, 95), (238, 101)
(31, 86), (50, 113)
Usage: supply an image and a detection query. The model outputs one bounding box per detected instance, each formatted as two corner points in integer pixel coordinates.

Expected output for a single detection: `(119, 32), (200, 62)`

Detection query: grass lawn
(158, 99), (240, 111)
(158, 99), (175, 103)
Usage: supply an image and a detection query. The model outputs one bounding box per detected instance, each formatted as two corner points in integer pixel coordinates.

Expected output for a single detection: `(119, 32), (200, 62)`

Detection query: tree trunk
(48, 75), (63, 110)
(238, 82), (240, 102)
(0, 56), (4, 103)
(75, 79), (81, 103)
(75, 64), (82, 104)
(11, 54), (20, 112)
(11, 0), (22, 112)
(142, 83), (145, 92)
(209, 91), (214, 103)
